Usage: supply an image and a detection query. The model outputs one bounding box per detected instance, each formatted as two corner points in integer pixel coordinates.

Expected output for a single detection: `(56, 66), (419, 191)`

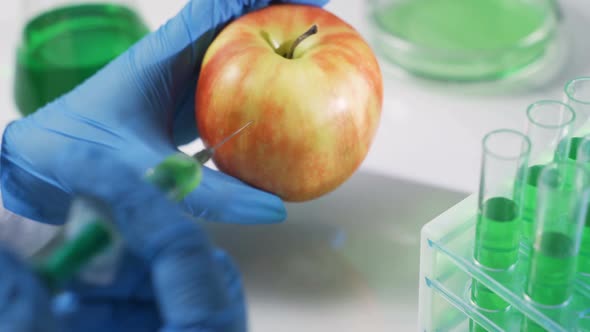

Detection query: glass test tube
(564, 77), (590, 138)
(519, 101), (576, 251)
(470, 129), (531, 332)
(557, 77), (590, 163)
(523, 162), (590, 330)
(14, 0), (150, 116)
(576, 136), (590, 276)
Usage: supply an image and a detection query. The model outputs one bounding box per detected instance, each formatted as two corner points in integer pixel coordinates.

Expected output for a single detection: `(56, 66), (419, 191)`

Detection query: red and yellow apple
(195, 4), (383, 202)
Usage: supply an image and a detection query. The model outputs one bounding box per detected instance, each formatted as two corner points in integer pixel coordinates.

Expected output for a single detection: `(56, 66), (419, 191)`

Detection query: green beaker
(14, 0), (150, 116)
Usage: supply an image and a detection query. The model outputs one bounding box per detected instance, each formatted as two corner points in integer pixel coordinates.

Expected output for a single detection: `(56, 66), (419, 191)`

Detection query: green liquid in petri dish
(371, 0), (555, 80)
(14, 4), (150, 116)
(474, 197), (520, 269)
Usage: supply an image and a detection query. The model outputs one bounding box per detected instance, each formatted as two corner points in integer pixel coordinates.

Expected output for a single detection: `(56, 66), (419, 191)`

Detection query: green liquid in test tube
(14, 2), (149, 116)
(470, 129), (531, 332)
(522, 161), (590, 331)
(576, 136), (590, 277)
(550, 78), (590, 170)
(517, 101), (575, 254)
(565, 78), (590, 280)
(474, 197), (520, 269)
(35, 122), (254, 287)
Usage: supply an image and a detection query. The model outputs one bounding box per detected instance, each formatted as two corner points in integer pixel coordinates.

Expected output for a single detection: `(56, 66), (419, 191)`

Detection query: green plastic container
(14, 3), (149, 115)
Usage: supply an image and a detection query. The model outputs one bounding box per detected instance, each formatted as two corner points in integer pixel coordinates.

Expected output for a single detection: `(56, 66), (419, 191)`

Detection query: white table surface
(0, 1), (588, 331)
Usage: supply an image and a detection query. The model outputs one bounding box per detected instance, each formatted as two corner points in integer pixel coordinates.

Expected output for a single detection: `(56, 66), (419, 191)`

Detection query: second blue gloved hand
(0, 148), (251, 332)
(1, 0), (329, 226)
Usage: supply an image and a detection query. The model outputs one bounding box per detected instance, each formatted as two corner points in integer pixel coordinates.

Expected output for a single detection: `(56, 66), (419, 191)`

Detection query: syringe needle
(194, 120), (254, 164)
(211, 120), (254, 152)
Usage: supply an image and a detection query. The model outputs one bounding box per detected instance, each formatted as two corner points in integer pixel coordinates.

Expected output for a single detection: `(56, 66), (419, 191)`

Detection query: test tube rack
(418, 193), (590, 331)
(418, 117), (590, 330)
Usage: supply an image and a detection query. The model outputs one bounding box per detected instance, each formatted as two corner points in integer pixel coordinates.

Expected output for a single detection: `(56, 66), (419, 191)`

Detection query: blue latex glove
(0, 148), (251, 332)
(1, 0), (329, 226)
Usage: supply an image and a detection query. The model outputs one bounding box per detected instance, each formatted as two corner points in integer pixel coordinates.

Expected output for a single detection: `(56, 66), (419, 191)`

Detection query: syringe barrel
(36, 197), (114, 289)
(144, 153), (203, 202)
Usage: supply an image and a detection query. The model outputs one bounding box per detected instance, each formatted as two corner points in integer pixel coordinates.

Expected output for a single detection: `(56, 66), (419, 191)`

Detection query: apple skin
(195, 4), (383, 202)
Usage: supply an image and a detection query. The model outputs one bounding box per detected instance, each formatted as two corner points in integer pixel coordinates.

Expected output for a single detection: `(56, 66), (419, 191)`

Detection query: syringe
(34, 121), (254, 289)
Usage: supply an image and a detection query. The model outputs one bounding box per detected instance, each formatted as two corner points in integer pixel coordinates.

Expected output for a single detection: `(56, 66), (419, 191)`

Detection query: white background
(0, 1), (588, 331)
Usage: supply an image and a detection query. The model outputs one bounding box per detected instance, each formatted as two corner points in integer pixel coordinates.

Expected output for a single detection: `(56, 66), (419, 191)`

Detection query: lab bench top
(0, 1), (588, 331)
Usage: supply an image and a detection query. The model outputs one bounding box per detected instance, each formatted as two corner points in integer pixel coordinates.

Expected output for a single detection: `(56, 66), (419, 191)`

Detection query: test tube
(564, 77), (590, 135)
(470, 129), (531, 332)
(523, 161), (590, 330)
(576, 136), (590, 277)
(556, 77), (590, 162)
(519, 101), (576, 252)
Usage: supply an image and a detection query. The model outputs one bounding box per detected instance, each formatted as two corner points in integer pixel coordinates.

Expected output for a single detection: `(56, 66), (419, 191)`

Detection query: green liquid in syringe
(14, 4), (149, 116)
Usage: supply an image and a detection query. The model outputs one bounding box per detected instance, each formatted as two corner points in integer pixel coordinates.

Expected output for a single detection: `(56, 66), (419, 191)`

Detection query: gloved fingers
(49, 147), (246, 330)
(49, 146), (279, 253)
(49, 147), (208, 257)
(155, 246), (246, 332)
(172, 77), (200, 147)
(56, 252), (164, 331)
(0, 248), (57, 332)
(61, 0), (331, 144)
(52, 140), (286, 224)
(62, 0), (264, 127)
(182, 166), (287, 224)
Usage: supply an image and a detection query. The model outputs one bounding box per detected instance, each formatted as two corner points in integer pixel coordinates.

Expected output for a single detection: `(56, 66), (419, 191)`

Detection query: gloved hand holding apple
(196, 4), (383, 202)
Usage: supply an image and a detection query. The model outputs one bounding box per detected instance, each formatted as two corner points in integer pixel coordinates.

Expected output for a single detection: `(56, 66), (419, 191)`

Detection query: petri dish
(367, 0), (560, 81)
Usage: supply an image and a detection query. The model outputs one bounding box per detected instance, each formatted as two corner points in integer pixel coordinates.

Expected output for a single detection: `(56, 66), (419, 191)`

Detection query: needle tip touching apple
(195, 4), (383, 202)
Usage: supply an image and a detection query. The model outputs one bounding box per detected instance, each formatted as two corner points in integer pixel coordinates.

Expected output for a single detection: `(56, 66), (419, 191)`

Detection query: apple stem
(286, 24), (318, 59)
